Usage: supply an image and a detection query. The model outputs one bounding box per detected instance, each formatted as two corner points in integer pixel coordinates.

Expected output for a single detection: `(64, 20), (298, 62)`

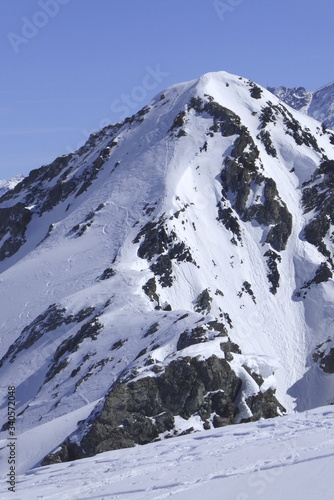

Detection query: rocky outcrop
(302, 160), (334, 264)
(220, 127), (292, 252)
(0, 304), (95, 367)
(0, 203), (32, 261)
(134, 217), (196, 287)
(42, 351), (284, 465)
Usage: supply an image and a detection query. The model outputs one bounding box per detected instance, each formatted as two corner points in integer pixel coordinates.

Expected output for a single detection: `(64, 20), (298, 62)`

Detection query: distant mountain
(0, 174), (24, 198)
(1, 71), (334, 470)
(267, 85), (312, 112)
(269, 81), (334, 129)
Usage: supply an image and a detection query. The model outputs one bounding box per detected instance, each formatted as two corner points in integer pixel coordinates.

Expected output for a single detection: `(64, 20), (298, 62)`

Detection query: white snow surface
(1, 405), (333, 499)
(0, 70), (334, 475)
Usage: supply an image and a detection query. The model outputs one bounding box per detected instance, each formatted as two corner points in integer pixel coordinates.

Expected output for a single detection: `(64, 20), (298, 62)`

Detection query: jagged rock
(169, 110), (186, 131)
(250, 85), (263, 99)
(142, 277), (160, 304)
(245, 389), (286, 421)
(194, 289), (212, 313)
(320, 349), (334, 373)
(0, 203), (32, 261)
(135, 219), (196, 287)
(219, 340), (242, 356)
(217, 205), (242, 241)
(97, 267), (116, 281)
(301, 263), (332, 289)
(3, 71), (334, 474)
(151, 255), (173, 287)
(257, 130), (277, 157)
(264, 250), (281, 294)
(302, 160), (334, 263)
(42, 355), (243, 463)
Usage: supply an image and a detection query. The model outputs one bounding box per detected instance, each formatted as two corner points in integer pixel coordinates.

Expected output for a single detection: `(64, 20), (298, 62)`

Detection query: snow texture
(1, 405), (333, 499)
(0, 70), (334, 483)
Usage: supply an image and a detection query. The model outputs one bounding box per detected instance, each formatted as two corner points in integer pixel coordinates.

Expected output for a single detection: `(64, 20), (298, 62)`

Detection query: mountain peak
(1, 70), (334, 471)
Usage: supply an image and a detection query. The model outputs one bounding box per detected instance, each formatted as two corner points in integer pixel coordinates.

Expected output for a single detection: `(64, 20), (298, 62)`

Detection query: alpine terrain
(1, 71), (334, 473)
(269, 80), (334, 130)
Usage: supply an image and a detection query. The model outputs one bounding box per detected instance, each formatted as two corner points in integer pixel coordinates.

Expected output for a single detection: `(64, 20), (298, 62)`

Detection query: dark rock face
(245, 389), (286, 421)
(0, 305), (95, 367)
(319, 349), (334, 373)
(249, 85), (263, 99)
(42, 351), (284, 465)
(260, 101), (321, 152)
(142, 277), (160, 305)
(313, 339), (334, 374)
(176, 322), (228, 351)
(257, 130), (277, 157)
(97, 267), (116, 281)
(217, 205), (242, 243)
(188, 95), (242, 137)
(42, 355), (243, 464)
(134, 217), (196, 287)
(220, 127), (292, 252)
(0, 203), (32, 261)
(302, 160), (334, 263)
(264, 250), (282, 294)
(301, 263), (332, 290)
(194, 289), (212, 313)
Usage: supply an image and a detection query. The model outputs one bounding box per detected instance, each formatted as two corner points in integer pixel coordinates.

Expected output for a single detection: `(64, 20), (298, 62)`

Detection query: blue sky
(1, 0), (333, 179)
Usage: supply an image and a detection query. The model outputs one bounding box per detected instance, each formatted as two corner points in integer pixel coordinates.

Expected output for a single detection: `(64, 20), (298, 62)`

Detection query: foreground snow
(1, 405), (333, 499)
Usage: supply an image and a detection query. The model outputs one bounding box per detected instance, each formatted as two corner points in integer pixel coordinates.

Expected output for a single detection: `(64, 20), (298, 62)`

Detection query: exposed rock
(264, 250), (281, 294)
(42, 355), (242, 463)
(97, 268), (116, 281)
(0, 203), (32, 261)
(188, 95), (242, 136)
(257, 130), (277, 157)
(142, 277), (160, 304)
(301, 262), (332, 289)
(313, 339), (334, 373)
(302, 160), (334, 263)
(217, 204), (242, 242)
(176, 324), (226, 350)
(220, 128), (292, 251)
(169, 110), (187, 131)
(245, 389), (286, 421)
(0, 305), (95, 367)
(249, 85), (263, 99)
(194, 289), (212, 313)
(320, 349), (334, 373)
(134, 218), (196, 287)
(151, 255), (173, 287)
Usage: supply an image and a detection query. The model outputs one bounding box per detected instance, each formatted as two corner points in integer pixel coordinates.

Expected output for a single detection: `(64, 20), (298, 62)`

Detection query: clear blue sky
(1, 0), (333, 179)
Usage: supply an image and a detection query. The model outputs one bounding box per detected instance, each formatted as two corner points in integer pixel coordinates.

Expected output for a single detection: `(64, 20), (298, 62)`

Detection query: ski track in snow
(1, 406), (333, 499)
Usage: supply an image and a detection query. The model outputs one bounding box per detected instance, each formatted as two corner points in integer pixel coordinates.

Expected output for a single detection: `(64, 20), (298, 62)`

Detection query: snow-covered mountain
(1, 71), (334, 472)
(269, 81), (334, 130)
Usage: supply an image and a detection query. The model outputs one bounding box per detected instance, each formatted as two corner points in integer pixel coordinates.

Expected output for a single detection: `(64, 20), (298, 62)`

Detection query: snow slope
(0, 70), (334, 469)
(1, 405), (333, 499)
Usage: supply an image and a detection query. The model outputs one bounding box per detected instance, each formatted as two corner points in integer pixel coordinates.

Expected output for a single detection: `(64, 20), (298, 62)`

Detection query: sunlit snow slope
(1, 71), (334, 470)
(1, 405), (334, 500)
